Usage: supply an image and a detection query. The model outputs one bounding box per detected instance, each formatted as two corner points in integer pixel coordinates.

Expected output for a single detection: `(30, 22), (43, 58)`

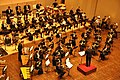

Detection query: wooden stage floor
(31, 29), (120, 80)
(0, 25), (120, 80)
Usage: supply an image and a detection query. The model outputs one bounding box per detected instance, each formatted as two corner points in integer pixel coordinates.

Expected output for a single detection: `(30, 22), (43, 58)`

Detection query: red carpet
(77, 63), (97, 75)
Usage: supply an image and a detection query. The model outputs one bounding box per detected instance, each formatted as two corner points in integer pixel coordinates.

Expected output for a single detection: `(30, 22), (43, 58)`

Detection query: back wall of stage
(0, 0), (120, 31)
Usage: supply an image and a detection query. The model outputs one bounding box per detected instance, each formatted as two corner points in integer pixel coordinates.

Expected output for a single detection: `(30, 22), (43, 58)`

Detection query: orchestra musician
(79, 39), (86, 51)
(56, 62), (66, 78)
(24, 3), (30, 20)
(6, 6), (13, 17)
(16, 4), (22, 16)
(18, 40), (23, 63)
(99, 44), (111, 60)
(1, 21), (7, 30)
(4, 34), (11, 46)
(92, 41), (99, 56)
(10, 19), (17, 31)
(35, 59), (43, 75)
(53, 0), (58, 8)
(6, 6), (13, 24)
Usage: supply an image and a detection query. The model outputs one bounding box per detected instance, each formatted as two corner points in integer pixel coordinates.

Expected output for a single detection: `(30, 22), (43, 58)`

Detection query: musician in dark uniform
(24, 3), (30, 14)
(53, 0), (58, 8)
(35, 59), (43, 75)
(18, 40), (23, 63)
(15, 4), (22, 16)
(56, 63), (66, 78)
(6, 6), (13, 24)
(24, 3), (30, 20)
(1, 21), (7, 30)
(6, 6), (13, 17)
(85, 47), (93, 67)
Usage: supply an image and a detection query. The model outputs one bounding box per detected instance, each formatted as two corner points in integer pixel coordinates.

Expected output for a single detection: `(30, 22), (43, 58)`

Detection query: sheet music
(30, 46), (34, 51)
(66, 62), (73, 69)
(78, 51), (85, 56)
(29, 53), (33, 59)
(30, 65), (34, 72)
(66, 58), (70, 63)
(65, 52), (69, 57)
(45, 54), (49, 59)
(45, 59), (50, 66)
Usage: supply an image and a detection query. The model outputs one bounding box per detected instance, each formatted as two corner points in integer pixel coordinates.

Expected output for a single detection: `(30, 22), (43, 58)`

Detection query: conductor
(85, 47), (93, 67)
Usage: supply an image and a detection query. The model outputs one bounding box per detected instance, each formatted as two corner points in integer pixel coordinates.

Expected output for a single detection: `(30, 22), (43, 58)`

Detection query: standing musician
(18, 40), (23, 63)
(16, 4), (22, 16)
(6, 6), (13, 17)
(6, 6), (13, 24)
(24, 3), (30, 20)
(53, 0), (58, 8)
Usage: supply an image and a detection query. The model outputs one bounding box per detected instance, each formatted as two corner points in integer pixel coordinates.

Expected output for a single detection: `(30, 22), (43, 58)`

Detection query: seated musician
(71, 32), (77, 40)
(36, 3), (41, 10)
(35, 59), (43, 75)
(99, 44), (111, 60)
(92, 41), (99, 56)
(105, 37), (113, 46)
(27, 31), (33, 41)
(86, 27), (92, 34)
(61, 36), (67, 45)
(56, 62), (66, 78)
(1, 21), (7, 30)
(4, 34), (11, 46)
(95, 34), (102, 43)
(10, 19), (17, 31)
(81, 12), (87, 26)
(81, 32), (89, 40)
(103, 44), (111, 55)
(69, 38), (76, 47)
(101, 16), (110, 29)
(79, 39), (86, 51)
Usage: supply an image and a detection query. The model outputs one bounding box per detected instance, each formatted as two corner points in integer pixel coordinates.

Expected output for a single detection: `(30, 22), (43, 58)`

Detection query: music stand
(73, 46), (78, 57)
(45, 59), (50, 72)
(65, 52), (69, 57)
(78, 51), (85, 64)
(66, 58), (73, 77)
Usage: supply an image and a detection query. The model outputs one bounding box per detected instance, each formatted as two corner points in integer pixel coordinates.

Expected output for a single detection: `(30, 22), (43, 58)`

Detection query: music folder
(30, 46), (34, 51)
(65, 52), (69, 57)
(66, 62), (73, 69)
(78, 51), (85, 56)
(45, 59), (50, 66)
(30, 65), (34, 72)
(45, 54), (49, 59)
(29, 53), (33, 59)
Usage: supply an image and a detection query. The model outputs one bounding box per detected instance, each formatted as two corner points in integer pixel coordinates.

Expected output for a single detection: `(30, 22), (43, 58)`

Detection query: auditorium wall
(0, 0), (120, 31)
(0, 0), (54, 14)
(95, 0), (120, 31)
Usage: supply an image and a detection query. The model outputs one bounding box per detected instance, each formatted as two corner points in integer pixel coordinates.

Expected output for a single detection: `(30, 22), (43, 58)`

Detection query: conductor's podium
(20, 67), (31, 80)
(77, 64), (97, 75)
